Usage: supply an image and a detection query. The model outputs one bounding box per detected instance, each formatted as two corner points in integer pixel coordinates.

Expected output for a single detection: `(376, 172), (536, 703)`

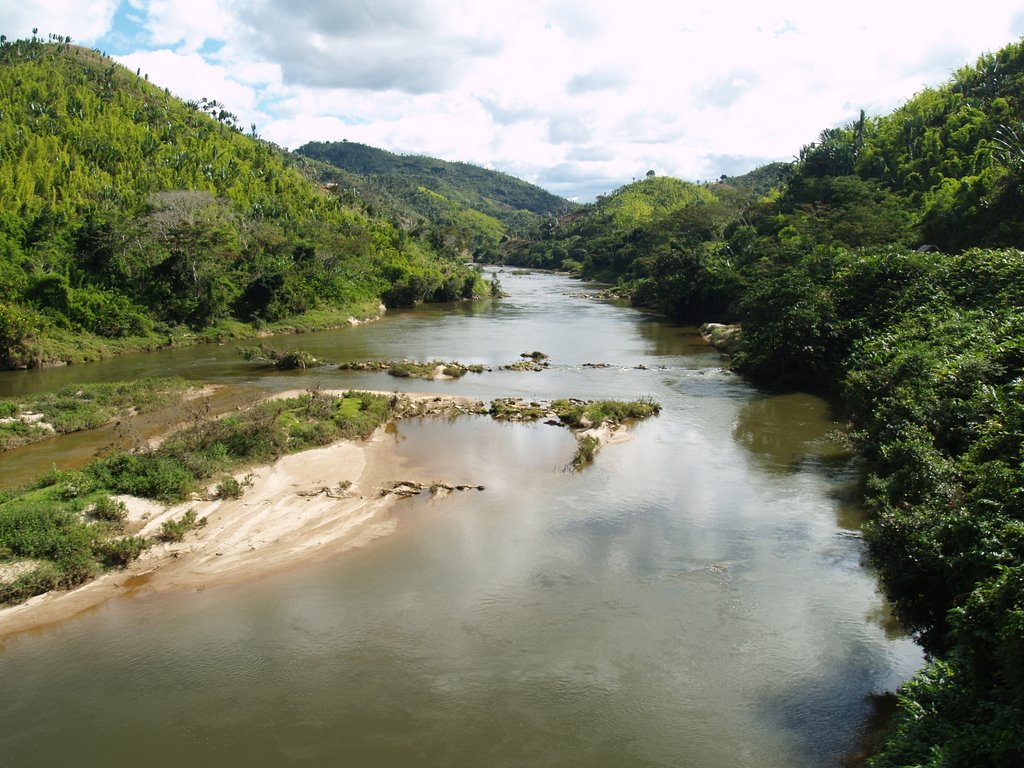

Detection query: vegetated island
(0, 377), (199, 451)
(238, 344), (554, 376)
(0, 389), (659, 640)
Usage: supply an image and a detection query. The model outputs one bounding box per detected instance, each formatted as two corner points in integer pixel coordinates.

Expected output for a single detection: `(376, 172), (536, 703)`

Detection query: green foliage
(551, 398), (662, 428)
(238, 343), (321, 370)
(0, 38), (482, 366)
(714, 162), (791, 197)
(381, 360), (482, 379)
(0, 301), (43, 368)
(211, 479), (243, 501)
(503, 41), (1024, 343)
(501, 37), (1024, 765)
(296, 140), (575, 249)
(728, 241), (1024, 762)
(572, 434), (600, 469)
(1, 388), (396, 604)
(85, 391), (397, 506)
(89, 495), (127, 524)
(488, 398), (549, 421)
(93, 535), (147, 567)
(158, 508), (199, 543)
(0, 563), (63, 605)
(0, 487), (104, 602)
(503, 176), (743, 320)
(91, 452), (197, 502)
(0, 377), (189, 450)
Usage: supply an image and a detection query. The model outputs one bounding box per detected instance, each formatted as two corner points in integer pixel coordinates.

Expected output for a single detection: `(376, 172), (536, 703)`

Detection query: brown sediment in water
(0, 392), (470, 641)
(0, 391), (634, 642)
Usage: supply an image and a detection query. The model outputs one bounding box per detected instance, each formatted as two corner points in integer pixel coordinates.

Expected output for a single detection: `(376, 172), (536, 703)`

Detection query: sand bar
(0, 390), (634, 641)
(0, 392), (485, 641)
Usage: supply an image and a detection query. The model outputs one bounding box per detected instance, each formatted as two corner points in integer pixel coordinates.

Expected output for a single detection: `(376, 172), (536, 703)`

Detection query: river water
(0, 271), (920, 767)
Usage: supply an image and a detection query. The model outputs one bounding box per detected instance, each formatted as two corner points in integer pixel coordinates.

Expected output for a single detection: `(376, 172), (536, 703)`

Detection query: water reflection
(733, 392), (849, 473)
(634, 317), (715, 359)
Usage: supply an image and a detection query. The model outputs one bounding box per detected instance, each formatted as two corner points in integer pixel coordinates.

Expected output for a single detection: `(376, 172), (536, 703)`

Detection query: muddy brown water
(0, 270), (921, 767)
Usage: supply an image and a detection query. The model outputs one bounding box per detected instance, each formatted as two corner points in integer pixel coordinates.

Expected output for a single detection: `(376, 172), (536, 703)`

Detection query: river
(0, 270), (920, 767)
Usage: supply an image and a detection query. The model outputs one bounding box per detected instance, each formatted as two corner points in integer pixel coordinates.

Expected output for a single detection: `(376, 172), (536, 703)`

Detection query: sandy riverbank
(0, 392), (485, 641)
(0, 391), (634, 642)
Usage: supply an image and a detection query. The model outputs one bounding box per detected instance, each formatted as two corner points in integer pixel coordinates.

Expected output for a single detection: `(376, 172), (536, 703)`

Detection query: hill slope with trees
(296, 140), (576, 261)
(0, 35), (487, 369)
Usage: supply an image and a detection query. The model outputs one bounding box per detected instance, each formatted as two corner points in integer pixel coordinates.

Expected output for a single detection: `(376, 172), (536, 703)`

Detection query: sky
(4, 1), (1024, 201)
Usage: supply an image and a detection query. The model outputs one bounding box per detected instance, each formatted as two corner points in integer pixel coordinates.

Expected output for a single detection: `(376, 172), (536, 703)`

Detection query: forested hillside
(0, 36), (486, 369)
(296, 140), (576, 261)
(506, 39), (1024, 767)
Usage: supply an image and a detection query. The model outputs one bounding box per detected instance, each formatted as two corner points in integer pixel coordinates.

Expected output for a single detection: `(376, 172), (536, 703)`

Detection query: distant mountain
(712, 161), (792, 198)
(295, 141), (576, 255)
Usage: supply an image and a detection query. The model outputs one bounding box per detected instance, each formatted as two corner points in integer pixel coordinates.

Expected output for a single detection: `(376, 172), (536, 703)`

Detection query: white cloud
(128, 0), (234, 52)
(10, 0), (1024, 200)
(2, 0), (119, 42)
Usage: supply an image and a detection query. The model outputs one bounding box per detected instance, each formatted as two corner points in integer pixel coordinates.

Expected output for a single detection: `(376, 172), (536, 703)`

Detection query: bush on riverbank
(722, 244), (1024, 766)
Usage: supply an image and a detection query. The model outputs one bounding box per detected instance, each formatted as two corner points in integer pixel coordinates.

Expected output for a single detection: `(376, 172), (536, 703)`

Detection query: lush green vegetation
(0, 35), (487, 369)
(0, 390), (397, 604)
(501, 174), (743, 319)
(296, 140), (576, 261)
(0, 377), (190, 449)
(296, 140), (574, 221)
(237, 343), (322, 370)
(503, 39), (1024, 767)
(0, 389), (658, 604)
(550, 398), (661, 470)
(550, 397), (661, 429)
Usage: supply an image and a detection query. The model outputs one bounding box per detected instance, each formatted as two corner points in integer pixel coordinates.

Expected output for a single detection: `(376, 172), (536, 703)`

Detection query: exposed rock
(700, 323), (742, 355)
(489, 397), (551, 421)
(382, 479), (485, 499)
(500, 360), (549, 372)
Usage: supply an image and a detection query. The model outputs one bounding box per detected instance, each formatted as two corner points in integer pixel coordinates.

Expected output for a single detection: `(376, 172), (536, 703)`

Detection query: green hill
(502, 173), (743, 317)
(0, 36), (486, 369)
(295, 140), (576, 260)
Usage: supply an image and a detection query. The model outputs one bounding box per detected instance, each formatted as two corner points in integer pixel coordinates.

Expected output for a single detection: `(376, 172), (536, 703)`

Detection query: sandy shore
(0, 391), (632, 641)
(0, 392), (482, 641)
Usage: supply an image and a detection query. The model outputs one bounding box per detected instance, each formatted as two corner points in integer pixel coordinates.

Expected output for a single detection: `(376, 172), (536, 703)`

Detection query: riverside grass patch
(550, 397), (661, 428)
(0, 391), (398, 606)
(0, 377), (192, 451)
